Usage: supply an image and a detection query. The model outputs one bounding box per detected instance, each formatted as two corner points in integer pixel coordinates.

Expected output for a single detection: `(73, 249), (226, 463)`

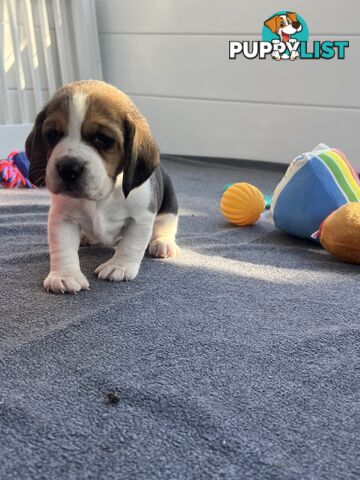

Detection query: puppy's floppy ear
(122, 114), (160, 198)
(287, 12), (298, 23)
(264, 15), (278, 33)
(25, 106), (48, 187)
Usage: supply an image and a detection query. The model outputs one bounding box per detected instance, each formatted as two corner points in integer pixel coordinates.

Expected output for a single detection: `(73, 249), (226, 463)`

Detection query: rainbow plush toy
(271, 143), (360, 263)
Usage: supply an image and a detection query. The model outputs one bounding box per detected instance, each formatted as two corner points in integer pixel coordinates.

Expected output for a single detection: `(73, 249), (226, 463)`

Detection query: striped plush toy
(0, 151), (34, 189)
(271, 144), (360, 263)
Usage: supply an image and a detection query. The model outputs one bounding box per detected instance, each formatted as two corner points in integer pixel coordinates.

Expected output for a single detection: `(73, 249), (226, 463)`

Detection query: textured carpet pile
(0, 157), (359, 479)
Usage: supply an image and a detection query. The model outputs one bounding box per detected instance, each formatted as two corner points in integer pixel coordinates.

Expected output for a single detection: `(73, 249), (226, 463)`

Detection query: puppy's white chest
(80, 181), (152, 245)
(85, 203), (129, 246)
(56, 178), (153, 246)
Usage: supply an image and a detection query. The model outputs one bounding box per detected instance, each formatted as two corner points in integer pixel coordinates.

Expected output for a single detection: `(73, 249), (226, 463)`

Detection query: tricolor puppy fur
(26, 80), (179, 294)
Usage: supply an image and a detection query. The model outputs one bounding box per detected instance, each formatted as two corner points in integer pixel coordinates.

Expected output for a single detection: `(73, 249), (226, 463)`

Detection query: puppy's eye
(287, 18), (292, 24)
(280, 21), (285, 27)
(92, 132), (115, 150)
(45, 130), (63, 145)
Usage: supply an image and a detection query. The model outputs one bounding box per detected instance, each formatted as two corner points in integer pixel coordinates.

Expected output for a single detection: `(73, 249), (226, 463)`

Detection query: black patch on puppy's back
(149, 166), (178, 215)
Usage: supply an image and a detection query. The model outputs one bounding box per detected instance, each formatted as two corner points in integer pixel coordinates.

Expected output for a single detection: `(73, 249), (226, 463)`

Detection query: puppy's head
(26, 80), (159, 200)
(264, 12), (302, 39)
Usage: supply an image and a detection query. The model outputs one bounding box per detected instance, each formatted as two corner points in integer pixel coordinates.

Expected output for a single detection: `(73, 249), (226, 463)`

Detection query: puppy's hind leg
(148, 213), (180, 258)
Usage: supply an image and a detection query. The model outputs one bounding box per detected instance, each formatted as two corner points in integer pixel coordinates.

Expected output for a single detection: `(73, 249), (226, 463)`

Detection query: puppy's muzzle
(56, 157), (84, 186)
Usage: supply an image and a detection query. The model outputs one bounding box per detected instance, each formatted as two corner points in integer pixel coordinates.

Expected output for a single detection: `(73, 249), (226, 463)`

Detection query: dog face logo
(264, 12), (302, 42)
(263, 11), (308, 60)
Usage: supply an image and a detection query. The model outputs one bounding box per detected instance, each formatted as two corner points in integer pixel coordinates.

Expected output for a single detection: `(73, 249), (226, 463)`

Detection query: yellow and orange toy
(220, 183), (265, 226)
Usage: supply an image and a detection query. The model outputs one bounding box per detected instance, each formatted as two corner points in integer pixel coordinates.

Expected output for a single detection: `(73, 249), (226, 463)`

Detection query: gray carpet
(0, 157), (359, 480)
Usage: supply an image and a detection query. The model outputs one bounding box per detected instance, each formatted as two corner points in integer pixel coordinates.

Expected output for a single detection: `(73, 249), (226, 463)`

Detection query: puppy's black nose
(56, 157), (84, 183)
(293, 21), (300, 29)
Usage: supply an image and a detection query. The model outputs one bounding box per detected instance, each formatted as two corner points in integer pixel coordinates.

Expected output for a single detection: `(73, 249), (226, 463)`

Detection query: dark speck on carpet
(0, 156), (359, 480)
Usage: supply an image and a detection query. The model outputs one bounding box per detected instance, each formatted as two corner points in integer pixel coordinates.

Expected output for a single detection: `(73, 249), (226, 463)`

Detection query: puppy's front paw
(44, 270), (89, 294)
(94, 260), (140, 282)
(271, 51), (281, 61)
(148, 239), (180, 258)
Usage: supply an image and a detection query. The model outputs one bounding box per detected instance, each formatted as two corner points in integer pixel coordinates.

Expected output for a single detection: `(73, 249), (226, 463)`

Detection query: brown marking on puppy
(80, 89), (125, 179)
(264, 15), (279, 34)
(264, 12), (299, 35)
(287, 12), (300, 28)
(122, 113), (159, 198)
(26, 88), (72, 186)
(43, 98), (70, 137)
(77, 81), (160, 196)
(26, 107), (48, 186)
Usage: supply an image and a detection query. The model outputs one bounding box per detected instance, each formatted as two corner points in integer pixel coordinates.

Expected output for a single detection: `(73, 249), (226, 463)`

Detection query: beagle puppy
(26, 80), (179, 294)
(264, 12), (302, 60)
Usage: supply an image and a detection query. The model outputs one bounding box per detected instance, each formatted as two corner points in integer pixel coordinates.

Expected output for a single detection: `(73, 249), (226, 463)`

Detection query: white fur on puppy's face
(278, 14), (302, 36)
(45, 92), (114, 201)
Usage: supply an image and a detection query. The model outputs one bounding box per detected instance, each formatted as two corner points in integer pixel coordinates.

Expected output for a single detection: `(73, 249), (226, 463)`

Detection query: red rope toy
(0, 151), (36, 189)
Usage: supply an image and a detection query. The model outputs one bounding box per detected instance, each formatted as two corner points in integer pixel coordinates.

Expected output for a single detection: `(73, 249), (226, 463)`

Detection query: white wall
(96, 0), (360, 168)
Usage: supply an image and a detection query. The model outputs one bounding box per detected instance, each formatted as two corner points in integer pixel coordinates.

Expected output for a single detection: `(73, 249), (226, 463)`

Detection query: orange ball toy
(317, 202), (360, 264)
(221, 183), (265, 226)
